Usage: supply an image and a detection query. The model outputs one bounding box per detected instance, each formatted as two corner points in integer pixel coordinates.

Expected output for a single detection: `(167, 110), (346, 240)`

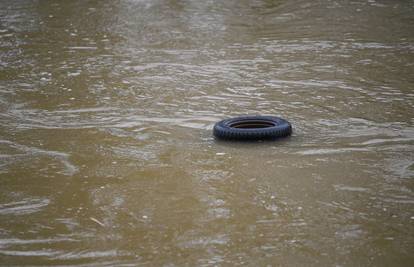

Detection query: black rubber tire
(213, 116), (292, 141)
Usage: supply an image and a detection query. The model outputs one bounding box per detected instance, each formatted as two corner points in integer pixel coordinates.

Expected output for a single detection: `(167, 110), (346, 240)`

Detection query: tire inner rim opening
(229, 120), (276, 129)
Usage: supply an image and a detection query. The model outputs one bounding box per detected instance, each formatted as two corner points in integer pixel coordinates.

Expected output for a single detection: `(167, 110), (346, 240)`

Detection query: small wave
(334, 185), (370, 192)
(67, 46), (98, 50)
(0, 237), (78, 247)
(5, 106), (220, 131)
(177, 234), (229, 249)
(297, 147), (370, 155)
(0, 249), (60, 257)
(0, 198), (50, 215)
(359, 137), (414, 146)
(351, 42), (394, 49)
(381, 196), (414, 204)
(53, 249), (120, 260)
(0, 140), (78, 176)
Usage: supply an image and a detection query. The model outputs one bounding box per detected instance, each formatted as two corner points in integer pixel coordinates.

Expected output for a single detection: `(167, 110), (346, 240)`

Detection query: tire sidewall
(213, 116), (292, 140)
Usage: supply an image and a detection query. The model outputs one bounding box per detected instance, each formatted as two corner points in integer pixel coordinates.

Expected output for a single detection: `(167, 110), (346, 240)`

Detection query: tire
(213, 116), (292, 141)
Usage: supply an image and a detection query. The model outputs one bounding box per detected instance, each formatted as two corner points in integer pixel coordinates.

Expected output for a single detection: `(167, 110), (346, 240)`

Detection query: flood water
(1, 0), (414, 266)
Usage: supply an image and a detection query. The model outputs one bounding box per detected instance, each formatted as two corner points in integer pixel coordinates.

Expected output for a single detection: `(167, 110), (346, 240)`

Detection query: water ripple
(0, 198), (50, 215)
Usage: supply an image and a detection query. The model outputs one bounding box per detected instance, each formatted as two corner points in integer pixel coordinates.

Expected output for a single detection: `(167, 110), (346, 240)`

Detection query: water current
(0, 0), (413, 266)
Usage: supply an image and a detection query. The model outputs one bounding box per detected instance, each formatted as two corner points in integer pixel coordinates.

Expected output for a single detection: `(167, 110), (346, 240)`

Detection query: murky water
(1, 0), (414, 266)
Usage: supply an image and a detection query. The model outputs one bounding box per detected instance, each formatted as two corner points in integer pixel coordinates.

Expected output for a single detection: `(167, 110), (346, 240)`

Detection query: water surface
(1, 0), (414, 266)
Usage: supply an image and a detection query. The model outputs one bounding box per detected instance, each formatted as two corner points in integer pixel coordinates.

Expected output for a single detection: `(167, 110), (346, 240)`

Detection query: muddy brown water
(1, 0), (414, 266)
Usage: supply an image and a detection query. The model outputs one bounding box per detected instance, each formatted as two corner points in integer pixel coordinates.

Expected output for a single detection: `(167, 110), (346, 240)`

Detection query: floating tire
(213, 116), (292, 141)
